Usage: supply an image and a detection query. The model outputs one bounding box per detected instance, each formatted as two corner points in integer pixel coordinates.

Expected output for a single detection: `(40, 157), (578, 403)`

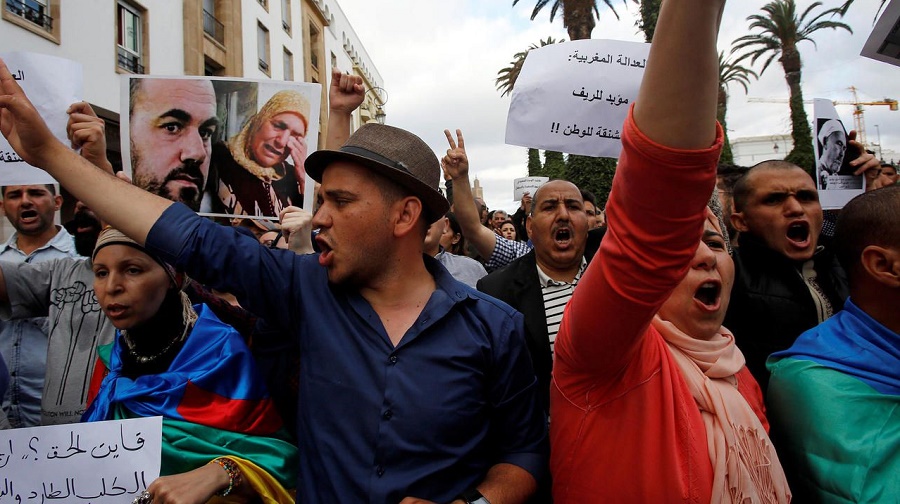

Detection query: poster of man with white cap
(814, 99), (861, 191)
(813, 98), (864, 209)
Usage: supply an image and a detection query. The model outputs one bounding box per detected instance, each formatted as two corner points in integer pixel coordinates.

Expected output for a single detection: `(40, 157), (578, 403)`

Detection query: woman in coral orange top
(549, 0), (791, 502)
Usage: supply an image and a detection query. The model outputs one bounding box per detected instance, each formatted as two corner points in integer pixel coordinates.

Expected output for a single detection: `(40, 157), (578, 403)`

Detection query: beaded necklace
(121, 321), (192, 365)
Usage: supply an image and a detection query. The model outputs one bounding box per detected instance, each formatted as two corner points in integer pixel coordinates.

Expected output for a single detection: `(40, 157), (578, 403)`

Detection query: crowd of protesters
(0, 0), (898, 502)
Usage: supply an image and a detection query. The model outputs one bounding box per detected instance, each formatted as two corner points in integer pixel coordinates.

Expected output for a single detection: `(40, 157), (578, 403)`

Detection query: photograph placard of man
(814, 99), (862, 191)
(812, 99), (864, 209)
(121, 76), (321, 217)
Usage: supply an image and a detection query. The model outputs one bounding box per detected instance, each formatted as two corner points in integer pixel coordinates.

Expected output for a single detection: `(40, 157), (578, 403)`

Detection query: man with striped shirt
(477, 180), (589, 415)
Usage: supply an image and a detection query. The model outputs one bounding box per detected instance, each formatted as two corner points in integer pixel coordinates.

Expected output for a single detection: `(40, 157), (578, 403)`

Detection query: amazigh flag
(83, 304), (297, 488)
(767, 299), (900, 502)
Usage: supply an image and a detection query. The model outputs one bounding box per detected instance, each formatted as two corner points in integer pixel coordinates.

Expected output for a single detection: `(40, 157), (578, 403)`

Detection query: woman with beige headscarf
(83, 228), (297, 503)
(210, 90), (311, 217)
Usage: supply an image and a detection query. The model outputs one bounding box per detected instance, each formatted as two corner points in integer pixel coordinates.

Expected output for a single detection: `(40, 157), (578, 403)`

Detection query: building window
(4, 0), (53, 32)
(202, 0), (224, 45)
(283, 48), (293, 81)
(257, 22), (270, 74)
(281, 0), (290, 34)
(256, 0), (267, 9)
(116, 1), (144, 73)
(205, 57), (224, 77)
(331, 52), (337, 70)
(309, 23), (320, 70)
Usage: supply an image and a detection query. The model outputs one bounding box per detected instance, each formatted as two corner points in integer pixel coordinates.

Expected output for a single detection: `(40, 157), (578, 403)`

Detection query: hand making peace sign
(440, 128), (468, 180)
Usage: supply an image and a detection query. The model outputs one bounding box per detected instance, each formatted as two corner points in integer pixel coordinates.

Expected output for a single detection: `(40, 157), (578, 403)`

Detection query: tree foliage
(495, 37), (562, 98)
(732, 0), (851, 172)
(543, 151), (567, 180)
(512, 0), (626, 40)
(636, 0), (661, 42)
(527, 148), (543, 176)
(718, 52), (758, 164)
(839, 0), (888, 22)
(566, 155), (617, 207)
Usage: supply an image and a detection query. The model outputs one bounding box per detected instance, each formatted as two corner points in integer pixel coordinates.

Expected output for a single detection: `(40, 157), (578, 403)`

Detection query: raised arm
(440, 129), (499, 259)
(632, 0), (724, 149)
(325, 68), (364, 150)
(0, 58), (169, 244)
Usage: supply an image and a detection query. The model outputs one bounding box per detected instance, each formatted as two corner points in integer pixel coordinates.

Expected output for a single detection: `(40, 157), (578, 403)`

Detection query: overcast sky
(337, 0), (897, 211)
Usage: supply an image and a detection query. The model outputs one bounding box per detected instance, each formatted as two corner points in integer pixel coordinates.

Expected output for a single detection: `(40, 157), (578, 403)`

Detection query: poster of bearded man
(121, 76), (321, 218)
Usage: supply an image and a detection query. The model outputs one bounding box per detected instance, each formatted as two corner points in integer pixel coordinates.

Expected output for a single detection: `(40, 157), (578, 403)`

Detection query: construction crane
(747, 86), (898, 146)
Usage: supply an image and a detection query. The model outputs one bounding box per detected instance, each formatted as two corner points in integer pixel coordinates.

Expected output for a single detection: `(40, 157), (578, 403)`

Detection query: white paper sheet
(0, 416), (162, 503)
(0, 52), (82, 185)
(505, 39), (650, 158)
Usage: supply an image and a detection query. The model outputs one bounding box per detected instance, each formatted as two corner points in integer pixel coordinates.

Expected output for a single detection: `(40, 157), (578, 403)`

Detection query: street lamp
(366, 86), (389, 125)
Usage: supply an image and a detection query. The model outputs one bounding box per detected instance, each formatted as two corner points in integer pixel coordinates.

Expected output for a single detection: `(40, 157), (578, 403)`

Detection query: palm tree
(496, 37), (564, 179)
(718, 52), (758, 164)
(636, 0), (661, 42)
(512, 0), (624, 40)
(840, 0), (888, 21)
(495, 37), (562, 97)
(732, 0), (851, 171)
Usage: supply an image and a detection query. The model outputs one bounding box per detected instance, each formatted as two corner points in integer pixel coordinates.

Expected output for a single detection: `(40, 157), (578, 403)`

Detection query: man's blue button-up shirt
(145, 203), (547, 504)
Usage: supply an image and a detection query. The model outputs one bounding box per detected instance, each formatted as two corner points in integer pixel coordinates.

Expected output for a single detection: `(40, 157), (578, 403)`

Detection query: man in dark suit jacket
(477, 180), (592, 413)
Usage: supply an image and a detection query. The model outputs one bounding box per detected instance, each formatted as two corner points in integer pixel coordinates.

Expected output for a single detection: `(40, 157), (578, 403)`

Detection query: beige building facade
(0, 0), (383, 239)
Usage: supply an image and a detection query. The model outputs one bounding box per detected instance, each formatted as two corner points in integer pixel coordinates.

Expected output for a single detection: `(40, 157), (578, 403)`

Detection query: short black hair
(834, 184), (900, 283)
(717, 163), (747, 193)
(444, 211), (468, 256)
(1, 184), (56, 197)
(580, 189), (597, 206)
(367, 170), (429, 237)
(732, 160), (804, 212)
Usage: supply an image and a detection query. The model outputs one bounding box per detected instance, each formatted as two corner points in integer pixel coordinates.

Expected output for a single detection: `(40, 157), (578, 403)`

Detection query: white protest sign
(505, 39), (650, 158)
(514, 177), (549, 201)
(0, 417), (162, 503)
(812, 98), (864, 209)
(0, 52), (82, 185)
